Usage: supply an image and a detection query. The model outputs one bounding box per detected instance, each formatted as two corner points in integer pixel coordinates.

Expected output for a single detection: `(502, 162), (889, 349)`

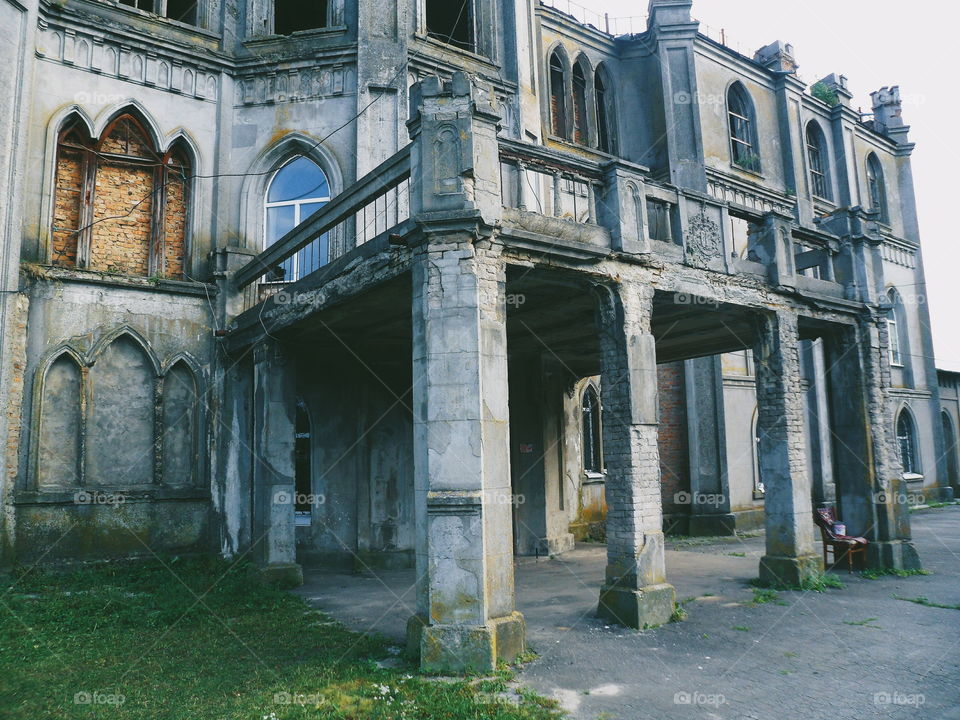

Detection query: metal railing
(539, 0), (646, 36)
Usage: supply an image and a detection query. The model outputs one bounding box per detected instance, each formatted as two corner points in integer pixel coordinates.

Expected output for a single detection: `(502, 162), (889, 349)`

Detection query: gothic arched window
(595, 65), (613, 153)
(264, 156), (331, 281)
(727, 82), (760, 172)
(581, 385), (603, 474)
(572, 59), (588, 145)
(549, 50), (569, 140)
(866, 152), (888, 222)
(896, 409), (920, 477)
(806, 121), (831, 200)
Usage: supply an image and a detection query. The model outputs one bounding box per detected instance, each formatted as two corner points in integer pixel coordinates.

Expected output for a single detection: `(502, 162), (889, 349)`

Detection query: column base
(758, 554), (823, 588)
(688, 513), (737, 537)
(597, 582), (675, 629)
(866, 540), (922, 571)
(924, 486), (955, 503)
(406, 612), (526, 673)
(259, 562), (303, 588)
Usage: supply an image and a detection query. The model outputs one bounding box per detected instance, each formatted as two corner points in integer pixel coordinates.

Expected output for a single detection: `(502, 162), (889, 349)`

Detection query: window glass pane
(266, 205), (296, 246)
(268, 157), (329, 202)
(300, 201), (325, 221)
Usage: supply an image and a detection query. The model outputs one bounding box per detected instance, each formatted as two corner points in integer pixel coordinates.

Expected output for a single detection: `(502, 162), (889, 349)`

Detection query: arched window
(50, 110), (191, 279)
(549, 50), (568, 140)
(595, 66), (612, 153)
(727, 83), (760, 172)
(943, 411), (959, 488)
(581, 385), (603, 474)
(806, 121), (831, 200)
(866, 153), (887, 222)
(264, 156), (331, 281)
(572, 60), (588, 145)
(886, 288), (908, 368)
(896, 409), (920, 477)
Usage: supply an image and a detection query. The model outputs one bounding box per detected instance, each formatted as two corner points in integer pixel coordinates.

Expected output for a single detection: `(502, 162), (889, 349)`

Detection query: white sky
(590, 0), (959, 371)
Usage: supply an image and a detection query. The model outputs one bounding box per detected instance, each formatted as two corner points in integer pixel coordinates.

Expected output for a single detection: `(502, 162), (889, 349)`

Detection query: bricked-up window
(805, 121), (831, 201)
(572, 61), (588, 145)
(581, 385), (603, 474)
(549, 50), (568, 140)
(425, 0), (473, 51)
(275, 0), (328, 34)
(50, 111), (191, 279)
(727, 82), (760, 172)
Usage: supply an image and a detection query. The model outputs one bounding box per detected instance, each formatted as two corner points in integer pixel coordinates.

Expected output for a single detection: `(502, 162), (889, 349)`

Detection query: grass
(731, 625), (750, 632)
(860, 567), (931, 580)
(894, 595), (960, 611)
(750, 588), (787, 606)
(727, 552), (746, 558)
(750, 573), (844, 593)
(842, 617), (881, 629)
(0, 557), (560, 719)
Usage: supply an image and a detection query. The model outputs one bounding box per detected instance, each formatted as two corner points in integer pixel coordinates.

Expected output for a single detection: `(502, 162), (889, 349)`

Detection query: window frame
(896, 408), (921, 478)
(886, 289), (906, 368)
(581, 384), (604, 477)
(866, 152), (888, 223)
(262, 156), (332, 282)
(727, 83), (761, 173)
(548, 49), (569, 140)
(117, 0), (201, 27)
(805, 121), (831, 201)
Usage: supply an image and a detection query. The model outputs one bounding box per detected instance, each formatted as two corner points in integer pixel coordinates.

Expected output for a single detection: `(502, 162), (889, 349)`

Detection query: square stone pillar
(595, 282), (675, 628)
(251, 340), (302, 586)
(753, 311), (822, 587)
(408, 237), (524, 672)
(824, 320), (920, 570)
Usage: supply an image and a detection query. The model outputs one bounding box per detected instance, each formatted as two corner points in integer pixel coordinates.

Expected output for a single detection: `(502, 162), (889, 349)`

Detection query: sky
(590, 0), (959, 371)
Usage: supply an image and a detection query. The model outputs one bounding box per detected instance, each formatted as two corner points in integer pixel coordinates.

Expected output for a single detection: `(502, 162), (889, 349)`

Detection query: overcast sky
(587, 0), (958, 371)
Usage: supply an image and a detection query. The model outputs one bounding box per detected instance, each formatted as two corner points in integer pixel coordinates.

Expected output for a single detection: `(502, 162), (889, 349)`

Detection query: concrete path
(296, 506), (960, 720)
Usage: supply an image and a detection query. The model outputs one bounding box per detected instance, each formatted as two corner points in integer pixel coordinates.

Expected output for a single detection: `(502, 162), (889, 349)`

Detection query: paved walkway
(297, 506), (960, 720)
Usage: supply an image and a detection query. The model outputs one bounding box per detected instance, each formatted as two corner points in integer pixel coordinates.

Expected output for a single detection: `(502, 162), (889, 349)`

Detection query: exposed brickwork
(4, 294), (29, 488)
(162, 167), (188, 279)
(657, 361), (689, 513)
(51, 147), (83, 267)
(89, 160), (154, 276)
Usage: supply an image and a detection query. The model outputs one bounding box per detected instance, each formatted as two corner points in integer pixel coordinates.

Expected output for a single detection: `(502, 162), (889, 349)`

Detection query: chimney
(753, 40), (798, 73)
(647, 0), (693, 28)
(815, 73), (853, 108)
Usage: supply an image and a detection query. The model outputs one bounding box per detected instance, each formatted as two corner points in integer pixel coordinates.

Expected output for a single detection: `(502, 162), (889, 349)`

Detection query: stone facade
(0, 0), (951, 671)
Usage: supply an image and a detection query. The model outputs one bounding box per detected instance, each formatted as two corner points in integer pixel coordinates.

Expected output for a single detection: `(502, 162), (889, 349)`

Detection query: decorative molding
(881, 238), (917, 269)
(233, 64), (350, 106)
(706, 172), (793, 216)
(36, 19), (219, 101)
(684, 206), (722, 268)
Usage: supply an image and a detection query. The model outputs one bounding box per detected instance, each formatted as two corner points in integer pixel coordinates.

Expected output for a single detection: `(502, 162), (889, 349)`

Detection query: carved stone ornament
(685, 207), (722, 268)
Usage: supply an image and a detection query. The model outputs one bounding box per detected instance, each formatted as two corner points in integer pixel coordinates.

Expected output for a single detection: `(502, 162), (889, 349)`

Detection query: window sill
(903, 473), (924, 483)
(730, 162), (764, 179)
(412, 34), (498, 70)
(32, 265), (217, 297)
(69, 0), (220, 40)
(244, 25), (348, 46)
(582, 471), (606, 484)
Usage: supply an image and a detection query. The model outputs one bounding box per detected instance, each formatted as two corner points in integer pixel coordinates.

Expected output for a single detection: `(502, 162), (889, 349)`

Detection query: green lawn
(0, 557), (559, 719)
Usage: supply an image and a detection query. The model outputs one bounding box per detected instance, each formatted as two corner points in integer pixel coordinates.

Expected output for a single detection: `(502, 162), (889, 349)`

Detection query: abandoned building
(0, 0), (956, 671)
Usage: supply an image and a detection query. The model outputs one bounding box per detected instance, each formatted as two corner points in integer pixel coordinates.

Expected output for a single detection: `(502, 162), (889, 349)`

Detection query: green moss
(811, 81), (840, 107)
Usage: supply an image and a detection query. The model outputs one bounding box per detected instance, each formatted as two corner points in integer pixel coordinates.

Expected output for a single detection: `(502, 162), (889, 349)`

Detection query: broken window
(595, 66), (612, 153)
(51, 111), (191, 279)
(425, 0), (473, 51)
(549, 50), (568, 139)
(646, 198), (674, 243)
(866, 152), (887, 222)
(274, 0), (328, 34)
(727, 82), (760, 172)
(264, 156), (331, 281)
(806, 121), (831, 200)
(896, 409), (920, 477)
(119, 0), (156, 13)
(581, 385), (603, 474)
(572, 60), (588, 145)
(117, 0), (200, 25)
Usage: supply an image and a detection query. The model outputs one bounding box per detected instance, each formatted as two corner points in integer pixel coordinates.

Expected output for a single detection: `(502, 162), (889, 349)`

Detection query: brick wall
(657, 361), (689, 513)
(52, 148), (83, 267)
(89, 160), (154, 276)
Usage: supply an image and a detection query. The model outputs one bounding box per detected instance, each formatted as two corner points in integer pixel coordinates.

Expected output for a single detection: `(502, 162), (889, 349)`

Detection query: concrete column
(408, 238), (524, 672)
(753, 311), (822, 587)
(824, 321), (921, 570)
(684, 356), (735, 535)
(595, 282), (675, 627)
(251, 339), (302, 586)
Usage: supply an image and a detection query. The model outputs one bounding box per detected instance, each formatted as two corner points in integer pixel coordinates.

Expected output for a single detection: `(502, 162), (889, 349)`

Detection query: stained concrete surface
(296, 506), (960, 719)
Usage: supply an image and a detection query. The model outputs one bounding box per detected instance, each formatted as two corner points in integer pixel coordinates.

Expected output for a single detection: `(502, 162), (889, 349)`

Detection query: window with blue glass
(264, 156), (331, 281)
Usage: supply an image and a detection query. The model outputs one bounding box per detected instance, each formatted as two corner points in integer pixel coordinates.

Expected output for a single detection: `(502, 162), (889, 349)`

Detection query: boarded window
(549, 51), (567, 139)
(36, 355), (82, 488)
(87, 336), (156, 486)
(52, 122), (92, 267)
(572, 62), (588, 145)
